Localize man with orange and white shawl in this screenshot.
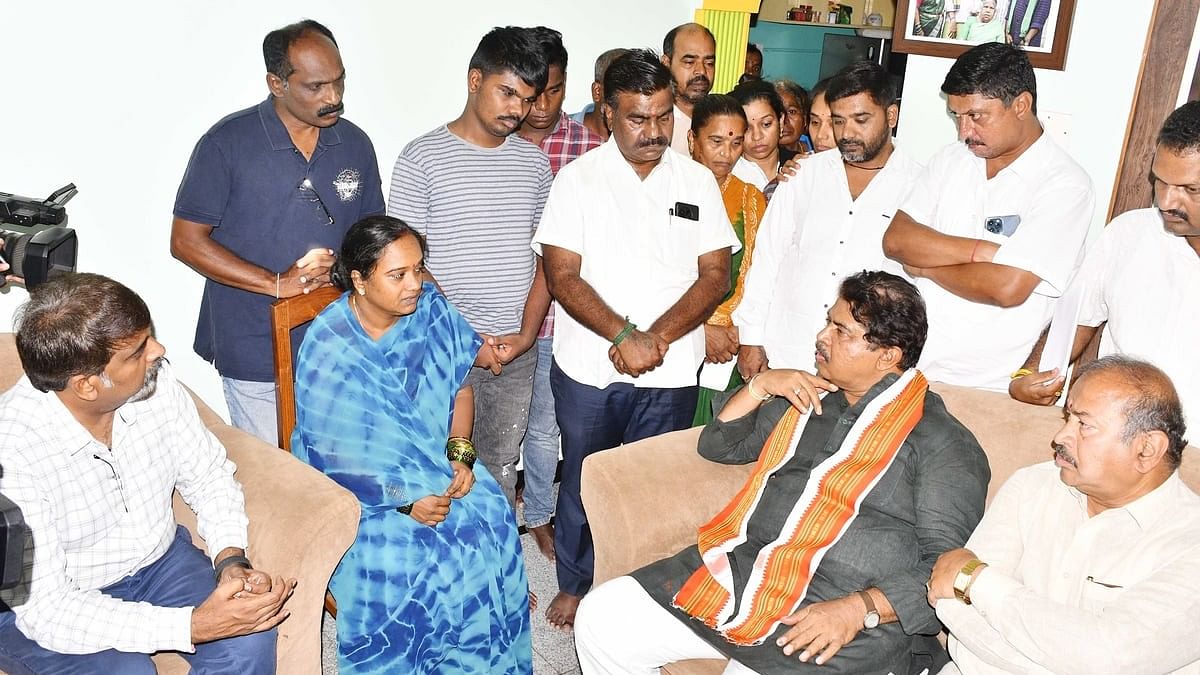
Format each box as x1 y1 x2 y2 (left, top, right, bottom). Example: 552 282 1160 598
576 271 990 675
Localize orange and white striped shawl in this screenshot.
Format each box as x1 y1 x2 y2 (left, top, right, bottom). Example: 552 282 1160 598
673 370 928 646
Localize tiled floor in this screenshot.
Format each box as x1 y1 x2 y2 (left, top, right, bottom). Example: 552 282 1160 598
320 531 581 674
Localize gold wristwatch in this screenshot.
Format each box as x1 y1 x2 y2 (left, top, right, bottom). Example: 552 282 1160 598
953 558 986 604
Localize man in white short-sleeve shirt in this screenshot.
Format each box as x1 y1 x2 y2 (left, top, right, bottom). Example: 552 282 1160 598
735 61 922 376
883 42 1094 392
532 49 739 629
1009 101 1200 425
928 356 1200 675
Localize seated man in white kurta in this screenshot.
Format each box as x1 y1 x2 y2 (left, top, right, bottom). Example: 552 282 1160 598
929 356 1200 675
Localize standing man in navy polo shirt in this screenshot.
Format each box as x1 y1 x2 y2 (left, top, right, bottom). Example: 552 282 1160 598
171 19 385 444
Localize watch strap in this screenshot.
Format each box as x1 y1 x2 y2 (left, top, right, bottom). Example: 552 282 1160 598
953 558 986 604
213 554 251 583
857 589 880 628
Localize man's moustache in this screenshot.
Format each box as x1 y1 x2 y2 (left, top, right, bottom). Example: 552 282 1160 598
1160 208 1190 224
637 137 668 148
687 76 711 88
1053 443 1077 467
317 103 345 117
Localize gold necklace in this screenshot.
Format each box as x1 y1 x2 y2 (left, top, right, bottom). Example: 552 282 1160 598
350 294 366 327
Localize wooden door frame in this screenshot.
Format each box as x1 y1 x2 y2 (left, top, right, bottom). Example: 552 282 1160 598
1108 0 1200 221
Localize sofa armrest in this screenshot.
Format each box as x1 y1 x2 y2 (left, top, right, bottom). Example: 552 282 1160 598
175 389 359 675
582 427 754 586
216 424 358 675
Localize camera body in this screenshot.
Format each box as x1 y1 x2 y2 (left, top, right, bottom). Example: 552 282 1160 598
0 184 79 289
0 493 25 590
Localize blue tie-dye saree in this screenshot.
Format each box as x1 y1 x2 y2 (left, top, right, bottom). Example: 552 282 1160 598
292 285 532 674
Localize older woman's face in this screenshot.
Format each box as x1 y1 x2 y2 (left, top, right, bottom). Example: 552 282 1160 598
742 99 781 162
980 1 997 21
358 234 425 318
777 89 804 148
690 113 746 180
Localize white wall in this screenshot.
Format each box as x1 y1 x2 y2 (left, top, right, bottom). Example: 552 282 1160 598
894 0 1160 235
0 1 699 418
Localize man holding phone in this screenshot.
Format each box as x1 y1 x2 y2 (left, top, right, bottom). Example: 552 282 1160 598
882 42 1093 392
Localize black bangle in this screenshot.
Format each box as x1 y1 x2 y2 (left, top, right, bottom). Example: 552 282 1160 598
397 503 413 515
213 554 252 583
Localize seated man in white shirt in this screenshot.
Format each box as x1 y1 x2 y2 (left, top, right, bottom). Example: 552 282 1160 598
882 42 1094 392
533 49 739 628
929 355 1200 675
1010 101 1200 425
0 273 294 674
736 60 922 376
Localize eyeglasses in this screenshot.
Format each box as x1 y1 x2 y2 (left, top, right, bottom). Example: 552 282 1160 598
297 177 334 226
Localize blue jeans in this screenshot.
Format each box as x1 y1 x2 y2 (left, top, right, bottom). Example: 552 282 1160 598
550 361 698 596
222 377 278 446
0 526 277 675
521 337 559 528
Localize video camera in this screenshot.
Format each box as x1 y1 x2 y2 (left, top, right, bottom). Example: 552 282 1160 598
0 494 24 590
0 184 79 289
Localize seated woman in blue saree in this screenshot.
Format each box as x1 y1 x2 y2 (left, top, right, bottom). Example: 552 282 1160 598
292 215 532 675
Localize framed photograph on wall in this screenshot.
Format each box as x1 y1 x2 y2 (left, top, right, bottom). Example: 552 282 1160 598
892 0 1077 70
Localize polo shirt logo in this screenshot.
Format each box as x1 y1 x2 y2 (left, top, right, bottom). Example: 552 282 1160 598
333 168 362 202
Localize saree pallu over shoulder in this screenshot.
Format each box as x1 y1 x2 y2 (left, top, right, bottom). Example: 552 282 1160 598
709 175 765 327
292 286 532 674
292 288 482 511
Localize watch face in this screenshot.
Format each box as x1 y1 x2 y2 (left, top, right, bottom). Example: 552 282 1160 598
864 612 880 629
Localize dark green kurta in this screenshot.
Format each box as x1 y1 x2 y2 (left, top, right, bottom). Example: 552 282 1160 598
632 373 990 674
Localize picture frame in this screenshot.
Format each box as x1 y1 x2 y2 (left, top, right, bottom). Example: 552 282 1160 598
891 0 1077 70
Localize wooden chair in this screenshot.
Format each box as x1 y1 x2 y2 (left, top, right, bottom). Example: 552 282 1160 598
269 285 343 617
270 286 342 451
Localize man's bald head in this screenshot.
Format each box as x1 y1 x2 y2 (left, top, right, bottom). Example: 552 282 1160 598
662 23 715 58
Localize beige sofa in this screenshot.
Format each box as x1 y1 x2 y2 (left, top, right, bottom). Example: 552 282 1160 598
0 334 360 675
582 382 1200 675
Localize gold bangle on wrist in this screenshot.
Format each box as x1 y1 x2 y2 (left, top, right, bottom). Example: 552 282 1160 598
1010 368 1034 380
746 374 774 402
446 436 477 468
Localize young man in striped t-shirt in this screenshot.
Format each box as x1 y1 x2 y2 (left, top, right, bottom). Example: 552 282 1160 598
388 26 552 509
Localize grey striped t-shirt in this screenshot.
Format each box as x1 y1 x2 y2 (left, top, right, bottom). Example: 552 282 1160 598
387 125 552 335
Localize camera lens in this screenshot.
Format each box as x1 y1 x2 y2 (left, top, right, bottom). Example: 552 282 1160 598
0 231 30 277
0 227 78 288
985 218 1001 234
